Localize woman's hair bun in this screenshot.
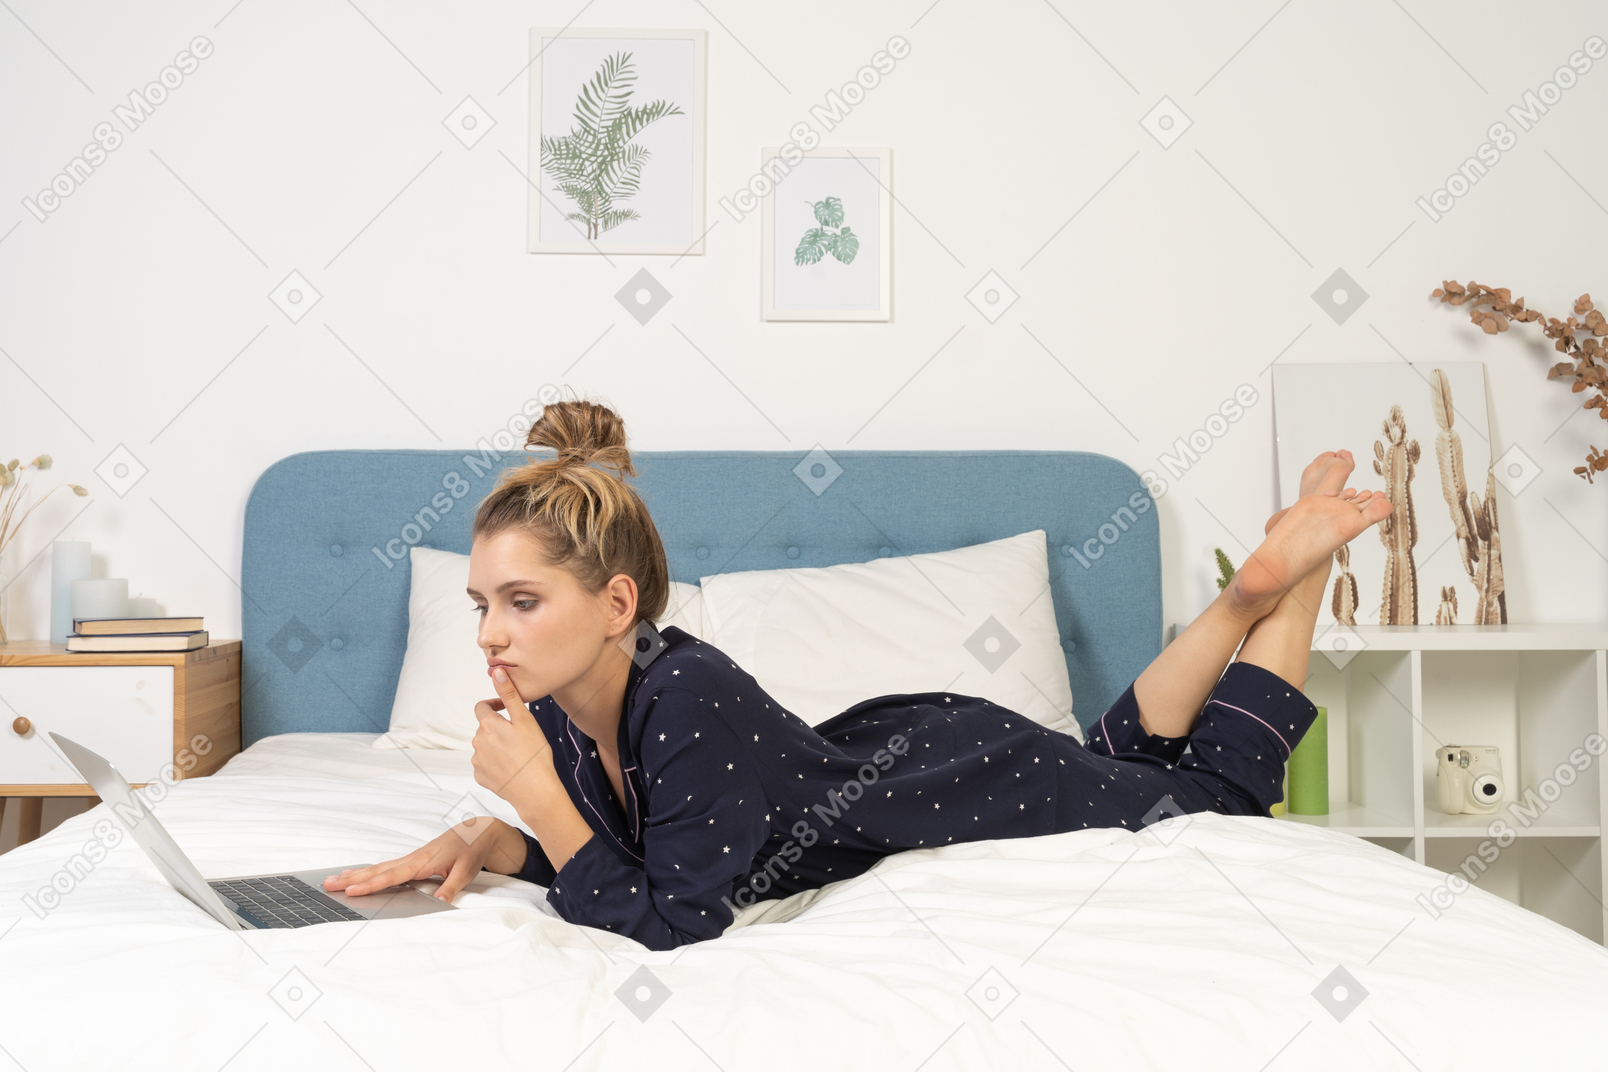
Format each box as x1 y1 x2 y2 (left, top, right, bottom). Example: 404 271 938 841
472 390 671 626
525 395 635 478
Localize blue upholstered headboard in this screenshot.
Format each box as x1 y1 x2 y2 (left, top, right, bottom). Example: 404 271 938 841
239 450 1162 746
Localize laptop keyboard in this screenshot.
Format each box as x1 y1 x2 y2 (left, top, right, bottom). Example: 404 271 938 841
209 875 367 929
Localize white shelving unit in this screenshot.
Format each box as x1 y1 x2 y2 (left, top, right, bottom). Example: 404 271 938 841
1301 625 1608 944
1173 624 1608 944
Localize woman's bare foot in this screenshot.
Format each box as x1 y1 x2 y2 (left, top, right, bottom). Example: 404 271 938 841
1130 450 1386 738
1231 453 1392 616
1263 450 1368 534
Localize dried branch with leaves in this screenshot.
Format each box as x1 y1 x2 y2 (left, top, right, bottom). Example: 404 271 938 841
1430 280 1608 483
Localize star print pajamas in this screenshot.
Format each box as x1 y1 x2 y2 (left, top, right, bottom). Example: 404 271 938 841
509 625 1320 950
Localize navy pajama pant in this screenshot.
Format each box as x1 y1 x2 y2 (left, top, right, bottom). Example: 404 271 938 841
1049 662 1320 832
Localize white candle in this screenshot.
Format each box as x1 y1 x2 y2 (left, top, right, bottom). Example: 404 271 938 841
50 541 91 644
71 578 130 624
129 596 160 618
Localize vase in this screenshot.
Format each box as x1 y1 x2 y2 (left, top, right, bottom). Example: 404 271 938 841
1288 706 1329 815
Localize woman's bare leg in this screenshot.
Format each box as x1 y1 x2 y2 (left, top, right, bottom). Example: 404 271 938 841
1133 588 1265 738
1132 450 1389 737
1234 554 1331 691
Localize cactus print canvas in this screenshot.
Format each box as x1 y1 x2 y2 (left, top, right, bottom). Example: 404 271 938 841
1272 362 1503 627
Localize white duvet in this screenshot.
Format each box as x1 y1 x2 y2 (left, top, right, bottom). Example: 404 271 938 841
2 732 1604 1070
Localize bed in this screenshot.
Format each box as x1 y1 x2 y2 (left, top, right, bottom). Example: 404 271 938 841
2 448 1604 1069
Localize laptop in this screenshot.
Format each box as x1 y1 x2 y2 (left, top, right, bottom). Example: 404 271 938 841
52 732 454 930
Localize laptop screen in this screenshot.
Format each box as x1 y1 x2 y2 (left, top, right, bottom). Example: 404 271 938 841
49 732 244 930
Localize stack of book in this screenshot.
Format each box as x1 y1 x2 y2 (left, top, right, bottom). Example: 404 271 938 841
67 616 208 653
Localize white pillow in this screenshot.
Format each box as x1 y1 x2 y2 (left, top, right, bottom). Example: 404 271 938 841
700 530 1082 742
657 579 705 638
376 546 705 749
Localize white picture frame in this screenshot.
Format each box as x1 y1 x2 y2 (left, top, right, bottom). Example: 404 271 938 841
526 28 706 255
761 147 892 322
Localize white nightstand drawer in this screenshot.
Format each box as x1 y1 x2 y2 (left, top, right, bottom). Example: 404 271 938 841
0 666 175 785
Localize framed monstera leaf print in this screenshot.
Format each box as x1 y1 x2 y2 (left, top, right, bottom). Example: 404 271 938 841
761 147 892 321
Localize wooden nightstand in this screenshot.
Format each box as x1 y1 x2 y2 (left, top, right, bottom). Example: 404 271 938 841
0 640 240 846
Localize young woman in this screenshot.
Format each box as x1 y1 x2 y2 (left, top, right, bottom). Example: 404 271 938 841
325 399 1391 950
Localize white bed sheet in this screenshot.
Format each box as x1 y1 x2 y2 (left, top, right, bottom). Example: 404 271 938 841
2 731 1604 1069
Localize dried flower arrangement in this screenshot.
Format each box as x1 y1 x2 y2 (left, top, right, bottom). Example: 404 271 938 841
0 455 88 643
1430 281 1608 483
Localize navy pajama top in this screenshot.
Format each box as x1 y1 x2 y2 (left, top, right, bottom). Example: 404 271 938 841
509 622 1318 951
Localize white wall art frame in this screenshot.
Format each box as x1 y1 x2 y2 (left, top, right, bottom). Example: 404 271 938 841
761 147 892 322
526 28 706 255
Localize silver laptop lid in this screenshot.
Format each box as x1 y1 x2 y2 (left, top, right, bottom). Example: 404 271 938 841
50 732 245 930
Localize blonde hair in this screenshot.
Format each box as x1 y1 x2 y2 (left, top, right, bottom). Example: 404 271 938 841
473 396 669 626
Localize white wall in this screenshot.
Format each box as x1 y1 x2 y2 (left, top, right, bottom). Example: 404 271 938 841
2 0 1605 662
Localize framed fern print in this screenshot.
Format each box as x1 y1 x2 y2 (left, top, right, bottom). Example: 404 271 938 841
527 28 706 254
761 147 892 322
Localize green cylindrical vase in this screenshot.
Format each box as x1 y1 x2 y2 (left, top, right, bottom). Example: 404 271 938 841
1287 706 1328 816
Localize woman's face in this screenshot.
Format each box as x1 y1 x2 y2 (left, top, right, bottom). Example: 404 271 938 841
468 527 637 705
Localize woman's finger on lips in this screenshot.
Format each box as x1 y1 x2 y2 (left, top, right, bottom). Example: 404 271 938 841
491 667 529 713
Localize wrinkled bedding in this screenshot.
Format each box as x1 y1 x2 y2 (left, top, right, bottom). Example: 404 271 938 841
1 731 1603 1069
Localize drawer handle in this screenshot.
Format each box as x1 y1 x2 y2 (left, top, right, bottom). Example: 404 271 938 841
12 716 31 736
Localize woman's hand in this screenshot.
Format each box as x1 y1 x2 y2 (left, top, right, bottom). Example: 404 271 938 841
472 667 559 806
322 816 529 902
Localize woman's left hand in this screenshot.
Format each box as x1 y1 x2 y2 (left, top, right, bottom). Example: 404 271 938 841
472 667 558 803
